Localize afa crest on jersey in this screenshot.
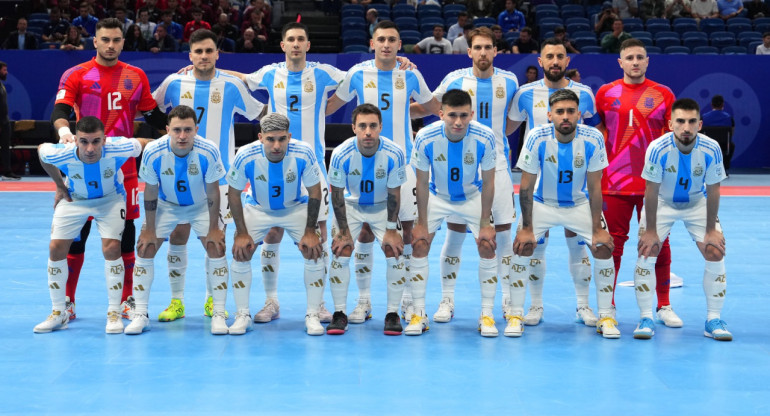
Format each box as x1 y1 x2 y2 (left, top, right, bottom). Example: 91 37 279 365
395 77 405 90
304 80 314 93
375 167 386 179
574 155 585 168
188 164 199 175
693 165 704 177
104 167 115 178
211 90 222 104
286 171 296 183
495 85 505 99
464 152 475 165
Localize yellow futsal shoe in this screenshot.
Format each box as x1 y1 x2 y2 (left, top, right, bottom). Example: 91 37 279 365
158 298 185 322
203 296 228 318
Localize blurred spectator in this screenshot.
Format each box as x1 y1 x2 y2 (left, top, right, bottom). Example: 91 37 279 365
689 0 720 21
243 0 271 30
0 61 17 180
613 0 639 17
565 68 581 82
43 7 71 43
157 10 183 40
164 0 187 24
114 7 135 33
149 23 178 52
498 0 525 33
524 65 538 84
240 10 268 42
137 0 162 22
137 8 158 41
554 26 579 53
640 0 666 18
186 0 217 24
702 94 735 171
58 0 80 21
236 27 263 52
2 18 39 50
216 0 241 25
756 32 770 54
665 0 692 18
413 25 453 54
124 23 149 50
490 24 509 52
595 2 619 33
511 26 538 53
72 1 100 37
110 0 135 20
366 8 379 37
83 0 107 19
60 25 85 50
184 7 212 42
601 18 631 53
453 23 475 53
745 0 770 17
717 0 744 20
448 12 469 42
467 0 495 18
213 13 239 40
213 26 235 52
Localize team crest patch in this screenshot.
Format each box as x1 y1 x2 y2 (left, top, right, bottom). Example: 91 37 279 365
286 171 296 183
104 167 114 178
304 80 314 93
124 78 133 90
644 97 654 109
716 166 722 176
375 167 386 179
495 85 505 99
574 155 585 168
395 77 405 90
693 165 704 177
188 164 199 175
464 152 475 165
211 90 222 104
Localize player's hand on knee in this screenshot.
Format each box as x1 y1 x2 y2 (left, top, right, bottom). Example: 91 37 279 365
592 229 615 254
136 230 158 257
637 230 660 258
382 230 404 259
513 229 536 256
702 230 726 260
205 228 226 257
331 231 354 257
476 225 497 252
232 232 255 262
299 232 323 261
53 186 72 208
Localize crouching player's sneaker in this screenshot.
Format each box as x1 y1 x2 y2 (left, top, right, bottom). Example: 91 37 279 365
253 299 279 323
704 318 733 341
204 296 230 319
326 311 348 335
120 296 136 320
305 313 324 336
433 297 454 323
33 310 70 333
211 311 229 335
158 298 185 322
106 311 124 334
575 306 598 326
596 316 621 339
633 317 655 340
478 314 498 337
125 314 151 335
65 296 76 321
348 298 372 324
229 311 253 335
318 301 333 323
404 314 429 336
384 312 403 335
504 315 524 337
523 306 543 326
656 305 683 328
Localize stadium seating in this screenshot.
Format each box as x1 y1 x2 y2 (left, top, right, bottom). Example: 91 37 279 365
580 45 602 53
664 45 690 54
700 18 725 34
683 36 709 49
747 40 763 54
399 30 421 45
394 16 419 31
673 19 698 35
646 46 662 54
622 18 644 32
655 37 681 49
721 45 747 54
443 4 467 15
693 45 719 54
473 17 496 27
646 23 671 35
574 36 598 50
710 31 736 49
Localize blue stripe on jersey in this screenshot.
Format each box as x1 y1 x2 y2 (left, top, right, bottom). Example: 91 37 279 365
473 140 485 191
286 69 303 143
175 155 194 206
199 153 210 183
447 140 464 201
476 78 493 126
535 141 546 201
378 70 394 149
673 153 691 203
84 162 103 199
295 158 308 204
359 155 375 205
262 70 277 112
557 142 574 206
268 161 284 210
153 156 166 201
245 160 257 203
700 138 722 163
166 80 181 108
193 81 210 135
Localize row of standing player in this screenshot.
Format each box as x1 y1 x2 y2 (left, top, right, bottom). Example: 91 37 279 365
32 17 730 340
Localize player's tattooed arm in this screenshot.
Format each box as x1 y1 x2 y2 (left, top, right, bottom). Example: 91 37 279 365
306 197 321 229
387 187 400 223
144 199 158 211
331 186 348 233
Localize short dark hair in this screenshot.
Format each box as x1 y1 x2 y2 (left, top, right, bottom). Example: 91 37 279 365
764 31 770 38
619 38 646 53
549 89 579 107
457 11 468 18
671 98 700 115
352 103 382 125
189 29 217 46
76 116 105 134
526 65 538 73
565 68 578 79
520 26 533 35
469 27 494 47
95 17 123 33
553 26 566 34
168 105 197 123
541 37 566 49
711 94 725 108
441 89 473 108
374 20 399 36
433 24 444 30
282 22 308 40
0 61 6 70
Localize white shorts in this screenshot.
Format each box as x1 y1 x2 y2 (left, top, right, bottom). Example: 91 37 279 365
150 199 211 240
218 184 232 227
399 166 417 222
51 194 125 240
319 174 330 222
491 168 516 226
640 197 723 243
331 201 402 245
523 201 608 245
244 203 309 244
427 192 484 238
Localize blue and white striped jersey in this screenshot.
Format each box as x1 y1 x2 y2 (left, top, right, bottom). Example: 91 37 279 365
228 139 321 209
433 67 519 171
517 124 608 208
139 135 226 206
508 79 600 135
335 60 434 162
39 137 141 200
245 62 345 171
413 119 496 202
642 133 726 207
153 70 263 185
328 136 407 205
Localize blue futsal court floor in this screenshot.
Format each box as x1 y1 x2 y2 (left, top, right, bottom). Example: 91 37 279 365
2 174 769 415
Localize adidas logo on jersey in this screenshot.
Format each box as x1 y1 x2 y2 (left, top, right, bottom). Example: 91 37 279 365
181 91 193 99
162 168 174 175
90 82 101 90
611 98 622 108
666 166 677 173
364 80 377 89
255 174 267 181
71 173 83 179
350 169 361 175
274 81 285 89
534 100 546 108
434 154 447 162
545 155 557 163
467 88 474 97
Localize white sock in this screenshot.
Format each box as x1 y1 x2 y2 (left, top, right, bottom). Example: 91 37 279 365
167 244 186 302
401 244 413 302
509 255 530 317
261 243 280 300
105 258 125 312
230 260 252 314
593 258 616 316
354 240 373 300
566 236 591 307
132 257 154 315
439 229 465 301
47 259 68 311
208 256 229 314
204 255 211 299
479 256 497 315
329 256 351 313
703 260 727 320
409 256 429 315
496 229 512 304
304 257 325 314
529 237 548 307
386 257 406 313
633 256 657 319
